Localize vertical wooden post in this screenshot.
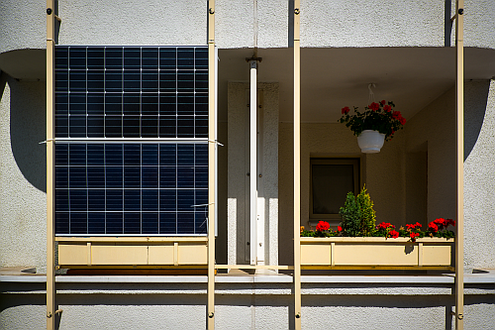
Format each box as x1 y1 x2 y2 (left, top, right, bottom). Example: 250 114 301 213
207 1 216 329
455 0 465 329
45 1 56 329
293 1 302 330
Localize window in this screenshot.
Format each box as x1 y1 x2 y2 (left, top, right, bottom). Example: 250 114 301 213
310 158 360 224
54 46 209 236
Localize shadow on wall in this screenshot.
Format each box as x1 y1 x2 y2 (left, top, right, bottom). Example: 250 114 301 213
3 75 46 192
464 80 490 161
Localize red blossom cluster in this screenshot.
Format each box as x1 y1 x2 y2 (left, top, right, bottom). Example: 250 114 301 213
389 230 399 239
316 221 330 232
341 106 351 115
428 218 455 233
410 232 420 240
392 110 406 125
377 222 395 230
406 222 422 230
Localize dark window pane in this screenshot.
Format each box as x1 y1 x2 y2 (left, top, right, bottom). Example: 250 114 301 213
312 164 355 214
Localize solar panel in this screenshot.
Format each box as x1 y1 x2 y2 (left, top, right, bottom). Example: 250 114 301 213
54 46 209 236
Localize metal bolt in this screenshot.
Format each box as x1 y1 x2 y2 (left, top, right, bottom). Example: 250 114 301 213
294 8 300 15
208 312 214 318
209 8 215 15
458 8 464 15
295 312 301 318
46 8 52 15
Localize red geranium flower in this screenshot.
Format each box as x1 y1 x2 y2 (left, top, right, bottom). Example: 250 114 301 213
316 221 330 232
369 102 380 111
383 104 392 112
389 230 399 239
428 222 439 232
341 106 350 115
337 226 342 232
380 100 386 105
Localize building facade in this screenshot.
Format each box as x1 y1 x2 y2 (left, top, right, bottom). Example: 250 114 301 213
1 1 495 329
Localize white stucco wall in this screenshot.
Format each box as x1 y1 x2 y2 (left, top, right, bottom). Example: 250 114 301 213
464 79 495 270
0 76 47 271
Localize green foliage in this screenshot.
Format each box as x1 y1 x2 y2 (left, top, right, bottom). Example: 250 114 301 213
339 186 376 237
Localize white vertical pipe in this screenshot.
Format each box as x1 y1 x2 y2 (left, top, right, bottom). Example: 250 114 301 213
249 60 258 265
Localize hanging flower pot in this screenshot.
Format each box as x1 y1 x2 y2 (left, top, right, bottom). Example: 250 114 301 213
338 99 406 154
357 130 385 153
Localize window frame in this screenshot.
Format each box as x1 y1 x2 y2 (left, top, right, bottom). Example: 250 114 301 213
309 157 362 225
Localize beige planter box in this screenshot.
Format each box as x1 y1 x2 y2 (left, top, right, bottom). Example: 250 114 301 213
300 237 454 270
56 237 207 267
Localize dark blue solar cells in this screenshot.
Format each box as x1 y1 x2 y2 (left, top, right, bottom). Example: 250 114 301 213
55 45 209 235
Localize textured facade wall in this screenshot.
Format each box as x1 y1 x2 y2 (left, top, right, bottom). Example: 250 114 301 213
0 76 46 271
464 79 495 269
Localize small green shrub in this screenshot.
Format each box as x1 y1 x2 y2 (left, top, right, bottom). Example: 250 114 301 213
339 186 376 237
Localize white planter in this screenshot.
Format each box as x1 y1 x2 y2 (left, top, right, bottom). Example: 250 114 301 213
357 130 385 153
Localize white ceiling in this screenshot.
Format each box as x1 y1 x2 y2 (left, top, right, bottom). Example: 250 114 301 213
218 47 495 123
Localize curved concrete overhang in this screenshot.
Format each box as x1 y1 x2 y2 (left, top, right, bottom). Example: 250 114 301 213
0 49 45 81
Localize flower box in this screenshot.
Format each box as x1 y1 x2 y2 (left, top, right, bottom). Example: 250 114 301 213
300 237 453 270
